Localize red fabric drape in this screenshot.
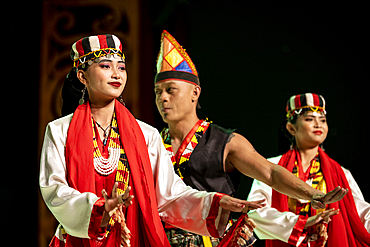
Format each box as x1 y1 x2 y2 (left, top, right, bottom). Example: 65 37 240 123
267 148 370 247
65 100 170 247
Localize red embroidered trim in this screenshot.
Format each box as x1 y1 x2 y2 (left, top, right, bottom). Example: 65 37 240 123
206 193 225 238
288 215 308 245
49 236 65 247
161 119 210 179
88 197 106 239
174 119 204 164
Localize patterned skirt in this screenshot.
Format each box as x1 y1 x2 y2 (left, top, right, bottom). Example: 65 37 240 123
165 228 220 247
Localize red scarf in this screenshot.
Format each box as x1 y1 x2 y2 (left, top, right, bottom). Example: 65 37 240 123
65 100 170 247
267 148 370 247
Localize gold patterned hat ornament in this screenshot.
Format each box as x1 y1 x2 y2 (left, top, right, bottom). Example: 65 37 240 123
70 34 125 68
155 30 199 86
286 93 326 118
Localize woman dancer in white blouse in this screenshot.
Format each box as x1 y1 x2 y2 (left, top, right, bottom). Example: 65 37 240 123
248 93 370 247
39 34 266 247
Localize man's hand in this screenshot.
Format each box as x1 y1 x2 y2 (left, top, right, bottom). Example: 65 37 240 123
305 208 340 229
311 186 348 209
219 195 266 213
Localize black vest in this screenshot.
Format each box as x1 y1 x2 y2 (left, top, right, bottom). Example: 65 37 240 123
182 124 240 196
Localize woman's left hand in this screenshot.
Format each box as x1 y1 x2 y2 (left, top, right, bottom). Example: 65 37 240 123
219 195 266 213
304 208 340 229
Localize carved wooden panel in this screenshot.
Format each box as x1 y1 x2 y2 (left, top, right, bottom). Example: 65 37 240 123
38 0 141 245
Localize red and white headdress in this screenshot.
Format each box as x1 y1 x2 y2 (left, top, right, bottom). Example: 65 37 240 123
286 93 326 118
70 34 125 68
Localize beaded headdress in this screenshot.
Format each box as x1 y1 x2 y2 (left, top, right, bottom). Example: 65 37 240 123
155 30 199 86
286 93 326 118
70 34 125 68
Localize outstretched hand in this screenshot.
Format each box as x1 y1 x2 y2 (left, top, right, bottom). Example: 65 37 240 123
219 195 266 213
311 186 348 209
305 208 340 229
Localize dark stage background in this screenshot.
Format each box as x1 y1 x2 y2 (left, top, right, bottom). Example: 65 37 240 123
2 1 366 246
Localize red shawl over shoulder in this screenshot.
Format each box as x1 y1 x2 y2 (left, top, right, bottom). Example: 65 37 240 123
65 100 170 247
267 148 370 247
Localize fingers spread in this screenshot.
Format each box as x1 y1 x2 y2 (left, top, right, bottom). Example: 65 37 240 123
123 186 132 199
125 195 134 207
117 186 133 207
322 208 340 223
102 189 108 200
112 182 119 198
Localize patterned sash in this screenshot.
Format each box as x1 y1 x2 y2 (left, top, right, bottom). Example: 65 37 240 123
160 120 257 247
161 119 214 246
65 100 170 247
288 153 327 215
161 119 210 179
91 113 130 239
288 153 328 246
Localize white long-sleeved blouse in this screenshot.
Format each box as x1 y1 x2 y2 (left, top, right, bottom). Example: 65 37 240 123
39 114 229 243
247 155 370 246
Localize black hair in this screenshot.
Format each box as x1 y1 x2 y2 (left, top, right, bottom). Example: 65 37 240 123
61 63 125 117
277 114 300 155
276 109 325 155
61 66 89 117
277 118 293 155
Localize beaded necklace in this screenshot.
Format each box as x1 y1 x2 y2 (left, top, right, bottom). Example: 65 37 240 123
288 152 327 244
92 113 121 176
288 153 327 215
94 120 112 146
106 146 131 239
92 112 131 240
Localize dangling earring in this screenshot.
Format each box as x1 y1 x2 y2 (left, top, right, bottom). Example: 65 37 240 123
320 142 325 151
79 86 86 105
118 95 125 106
290 136 295 150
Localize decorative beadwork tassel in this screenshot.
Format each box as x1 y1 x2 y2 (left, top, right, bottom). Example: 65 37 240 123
217 214 257 247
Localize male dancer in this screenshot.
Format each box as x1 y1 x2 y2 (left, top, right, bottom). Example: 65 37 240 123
154 30 347 246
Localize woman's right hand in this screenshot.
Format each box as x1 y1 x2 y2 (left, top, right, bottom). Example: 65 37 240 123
304 208 340 229
100 183 134 227
102 182 134 212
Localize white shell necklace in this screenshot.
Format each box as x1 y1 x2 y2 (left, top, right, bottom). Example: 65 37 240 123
92 113 120 176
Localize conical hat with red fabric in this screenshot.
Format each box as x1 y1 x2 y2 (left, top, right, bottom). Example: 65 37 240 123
155 30 199 86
